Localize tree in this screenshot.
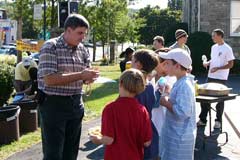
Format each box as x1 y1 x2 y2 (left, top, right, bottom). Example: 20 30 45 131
50 0 58 28
4 0 145 61
136 6 182 45
13 0 27 39
80 0 143 62
79 0 102 61
187 31 214 74
6 0 42 39
115 13 145 47
5 0 58 40
168 0 183 10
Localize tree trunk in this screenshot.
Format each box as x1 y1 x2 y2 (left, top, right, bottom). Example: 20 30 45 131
92 31 96 62
17 16 22 63
51 0 55 28
109 40 115 64
102 41 105 59
17 17 22 40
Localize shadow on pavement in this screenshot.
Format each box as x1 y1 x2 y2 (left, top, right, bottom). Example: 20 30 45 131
79 140 104 160
194 126 230 160
80 141 100 152
86 146 104 160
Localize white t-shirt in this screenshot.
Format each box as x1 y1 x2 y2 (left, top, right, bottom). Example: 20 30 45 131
152 76 177 136
208 43 235 80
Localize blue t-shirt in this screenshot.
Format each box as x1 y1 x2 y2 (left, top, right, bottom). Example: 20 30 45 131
160 76 196 160
136 83 159 159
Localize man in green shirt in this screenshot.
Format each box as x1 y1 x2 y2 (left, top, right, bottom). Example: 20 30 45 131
169 29 191 55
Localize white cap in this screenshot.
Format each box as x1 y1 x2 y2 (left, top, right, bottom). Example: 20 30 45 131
22 57 31 66
159 48 192 69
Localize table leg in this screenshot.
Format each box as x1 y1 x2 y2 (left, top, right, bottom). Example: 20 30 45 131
209 105 212 136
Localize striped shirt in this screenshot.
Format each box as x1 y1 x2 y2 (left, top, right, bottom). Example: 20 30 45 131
160 76 196 160
38 35 90 96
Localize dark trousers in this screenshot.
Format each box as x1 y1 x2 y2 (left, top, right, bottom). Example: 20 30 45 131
39 94 84 160
199 78 227 123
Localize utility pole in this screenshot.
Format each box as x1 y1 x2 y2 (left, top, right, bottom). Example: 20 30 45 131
43 0 46 40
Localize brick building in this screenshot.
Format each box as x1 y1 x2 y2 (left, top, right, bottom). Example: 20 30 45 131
183 0 240 57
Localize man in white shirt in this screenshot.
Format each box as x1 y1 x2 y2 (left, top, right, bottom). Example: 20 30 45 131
197 29 235 129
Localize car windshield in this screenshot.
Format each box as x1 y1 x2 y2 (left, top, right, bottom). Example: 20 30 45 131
1 45 15 49
0 45 17 56
0 48 8 54
30 53 39 59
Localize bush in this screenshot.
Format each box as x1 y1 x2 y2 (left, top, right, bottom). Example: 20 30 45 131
0 55 17 66
0 56 15 107
187 31 214 74
134 45 152 50
230 59 240 74
100 56 109 66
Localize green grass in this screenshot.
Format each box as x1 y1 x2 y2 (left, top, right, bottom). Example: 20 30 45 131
83 64 120 119
0 64 121 159
0 129 41 160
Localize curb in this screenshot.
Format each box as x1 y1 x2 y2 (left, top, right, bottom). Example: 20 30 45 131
224 112 240 139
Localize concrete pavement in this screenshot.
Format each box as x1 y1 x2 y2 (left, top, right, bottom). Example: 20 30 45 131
194 75 240 159
6 75 240 160
6 99 240 160
194 98 240 160
6 118 103 160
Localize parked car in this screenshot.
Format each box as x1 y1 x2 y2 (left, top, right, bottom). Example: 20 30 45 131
29 52 39 64
0 45 17 56
0 48 8 54
8 43 16 47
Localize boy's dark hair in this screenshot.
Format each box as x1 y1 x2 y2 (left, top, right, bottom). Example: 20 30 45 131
120 69 146 95
171 59 188 71
213 29 224 38
156 48 170 63
133 49 159 74
28 67 38 95
158 57 166 63
64 14 89 30
119 47 135 58
153 36 165 46
155 48 170 54
29 67 38 80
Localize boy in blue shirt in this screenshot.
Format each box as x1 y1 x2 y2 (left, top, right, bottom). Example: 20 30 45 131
159 49 196 160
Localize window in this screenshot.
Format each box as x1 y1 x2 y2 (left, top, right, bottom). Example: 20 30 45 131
230 1 240 36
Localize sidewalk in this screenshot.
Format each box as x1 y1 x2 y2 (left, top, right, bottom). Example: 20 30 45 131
6 118 103 160
224 95 240 155
225 96 240 139
194 96 240 160
6 97 240 160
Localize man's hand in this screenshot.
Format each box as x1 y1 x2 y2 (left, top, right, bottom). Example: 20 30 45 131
203 61 209 68
160 96 173 112
160 96 169 107
158 84 170 95
90 135 102 145
44 69 100 86
90 135 113 145
210 60 234 73
81 69 100 83
210 67 218 73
